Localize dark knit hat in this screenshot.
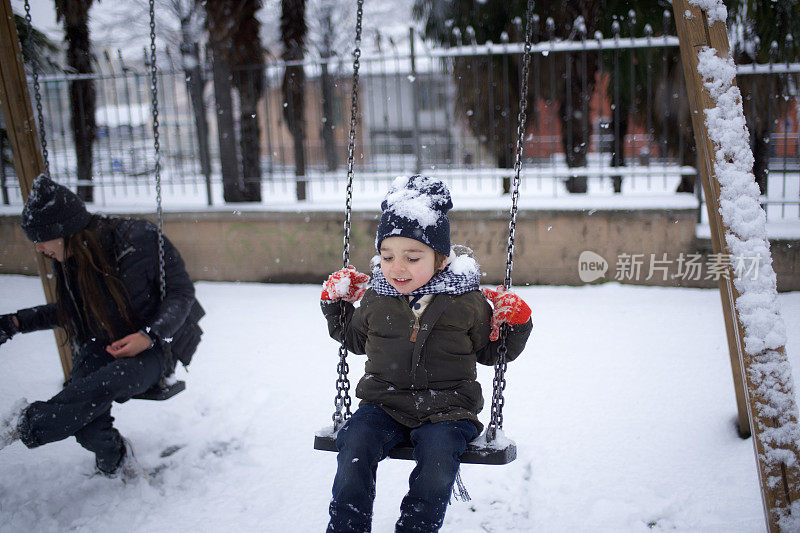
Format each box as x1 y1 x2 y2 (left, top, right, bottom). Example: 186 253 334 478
20 174 92 242
375 175 453 255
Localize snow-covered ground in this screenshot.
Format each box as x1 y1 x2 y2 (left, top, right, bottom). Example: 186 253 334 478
1 274 799 532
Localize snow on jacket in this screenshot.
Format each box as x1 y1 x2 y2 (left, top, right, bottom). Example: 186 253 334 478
14 215 204 375
322 288 531 432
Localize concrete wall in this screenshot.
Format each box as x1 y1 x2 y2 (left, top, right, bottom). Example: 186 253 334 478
1 209 798 290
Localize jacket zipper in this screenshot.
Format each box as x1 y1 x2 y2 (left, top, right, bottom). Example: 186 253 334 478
410 316 420 342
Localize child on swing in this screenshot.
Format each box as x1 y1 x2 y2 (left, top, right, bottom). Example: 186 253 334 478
0 175 203 478
320 175 533 532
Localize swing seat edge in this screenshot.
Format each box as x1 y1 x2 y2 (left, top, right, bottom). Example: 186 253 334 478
313 430 517 465
132 380 186 401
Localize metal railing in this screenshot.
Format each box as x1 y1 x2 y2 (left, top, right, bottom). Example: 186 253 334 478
0 25 797 222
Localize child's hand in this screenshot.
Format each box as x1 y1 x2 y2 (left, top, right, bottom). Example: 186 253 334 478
481 286 532 341
321 266 370 303
106 332 152 358
0 314 18 346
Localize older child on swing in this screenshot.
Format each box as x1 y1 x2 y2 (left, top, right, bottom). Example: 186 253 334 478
0 175 203 478
320 175 533 532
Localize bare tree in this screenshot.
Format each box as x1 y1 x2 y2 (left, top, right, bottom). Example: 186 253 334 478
204 0 265 203
94 0 213 198
256 0 408 182
307 0 352 172
93 0 195 51
55 0 97 202
232 2 266 202
174 0 213 200
282 0 307 200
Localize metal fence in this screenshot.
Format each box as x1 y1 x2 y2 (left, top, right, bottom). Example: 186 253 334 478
1 25 798 222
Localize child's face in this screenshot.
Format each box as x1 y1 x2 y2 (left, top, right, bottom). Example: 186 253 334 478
34 238 66 262
379 236 445 294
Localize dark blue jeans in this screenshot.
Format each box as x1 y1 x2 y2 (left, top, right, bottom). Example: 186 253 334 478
18 341 162 472
327 403 479 533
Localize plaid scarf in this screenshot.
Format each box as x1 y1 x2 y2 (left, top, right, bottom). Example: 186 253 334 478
371 261 480 297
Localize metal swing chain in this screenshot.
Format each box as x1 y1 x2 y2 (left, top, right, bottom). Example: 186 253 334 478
487 0 534 442
333 0 364 429
148 0 166 303
23 0 50 176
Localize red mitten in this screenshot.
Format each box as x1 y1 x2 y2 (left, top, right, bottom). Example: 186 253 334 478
481 286 532 341
321 266 370 303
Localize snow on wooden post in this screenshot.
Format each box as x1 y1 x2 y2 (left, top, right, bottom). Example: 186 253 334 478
672 0 750 440
0 0 72 379
673 0 800 530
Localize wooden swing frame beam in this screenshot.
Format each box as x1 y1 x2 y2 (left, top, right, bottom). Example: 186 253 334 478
673 1 800 530
0 0 72 379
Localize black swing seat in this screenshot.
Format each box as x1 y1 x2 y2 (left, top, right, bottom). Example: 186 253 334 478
132 379 185 401
314 427 517 465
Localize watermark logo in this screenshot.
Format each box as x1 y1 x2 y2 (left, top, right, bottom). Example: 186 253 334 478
578 251 608 283
577 251 763 283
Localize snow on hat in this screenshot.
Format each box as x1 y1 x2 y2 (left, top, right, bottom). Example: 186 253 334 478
375 175 453 255
20 174 92 242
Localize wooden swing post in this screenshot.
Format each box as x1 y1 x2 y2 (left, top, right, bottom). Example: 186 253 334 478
673 1 800 530
0 0 72 378
675 1 751 441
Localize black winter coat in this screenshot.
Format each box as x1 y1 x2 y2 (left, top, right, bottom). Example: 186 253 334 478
14 216 204 375
323 288 531 432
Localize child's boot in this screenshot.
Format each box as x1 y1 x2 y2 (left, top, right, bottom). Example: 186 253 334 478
96 437 148 482
119 438 149 482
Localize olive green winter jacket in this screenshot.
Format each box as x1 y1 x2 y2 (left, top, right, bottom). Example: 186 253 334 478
322 288 532 432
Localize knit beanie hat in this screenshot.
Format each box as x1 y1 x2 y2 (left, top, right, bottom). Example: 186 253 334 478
375 175 453 255
20 174 92 242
